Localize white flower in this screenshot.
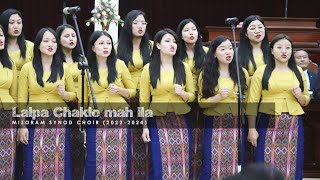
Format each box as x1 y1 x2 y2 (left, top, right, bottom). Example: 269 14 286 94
101 11 107 16
90 17 95 21
86 22 90 26
91 9 96 14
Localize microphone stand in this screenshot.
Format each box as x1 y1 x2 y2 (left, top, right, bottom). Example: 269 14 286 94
227 19 245 171
70 13 98 148
63 0 67 24
285 0 288 18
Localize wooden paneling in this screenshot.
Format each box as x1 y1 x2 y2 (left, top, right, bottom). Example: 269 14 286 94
205 26 320 43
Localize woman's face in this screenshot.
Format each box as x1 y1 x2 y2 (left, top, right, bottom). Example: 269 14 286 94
92 35 112 59
246 20 265 44
0 28 5 50
60 28 77 50
181 22 198 44
131 15 147 37
8 14 23 37
39 31 57 56
215 40 234 65
157 33 177 57
271 39 292 64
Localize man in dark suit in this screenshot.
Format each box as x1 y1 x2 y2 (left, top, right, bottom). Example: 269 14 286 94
313 67 320 101
294 50 317 91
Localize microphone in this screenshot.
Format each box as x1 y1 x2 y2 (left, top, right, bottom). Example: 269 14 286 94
63 6 81 14
225 17 238 25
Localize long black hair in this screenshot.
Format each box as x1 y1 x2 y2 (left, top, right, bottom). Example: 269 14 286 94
33 28 63 87
238 15 270 70
201 35 247 98
117 10 151 66
176 18 205 71
56 24 81 62
87 31 117 84
0 9 27 59
0 24 12 69
262 34 304 91
149 28 186 89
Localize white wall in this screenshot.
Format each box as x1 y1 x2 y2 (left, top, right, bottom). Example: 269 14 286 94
94 0 119 43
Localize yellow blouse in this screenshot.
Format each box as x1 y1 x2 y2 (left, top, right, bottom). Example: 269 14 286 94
247 53 265 76
139 63 195 116
198 68 250 116
246 65 310 116
0 63 18 110
18 62 76 110
8 40 34 73
64 62 80 90
183 46 209 89
127 50 144 89
118 41 153 89
78 59 136 111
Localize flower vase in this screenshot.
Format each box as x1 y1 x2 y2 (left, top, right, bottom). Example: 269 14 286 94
103 20 109 32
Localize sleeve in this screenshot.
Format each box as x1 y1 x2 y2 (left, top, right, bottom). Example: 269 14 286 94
18 64 29 112
184 64 195 102
197 72 213 108
77 70 89 108
245 68 263 116
26 40 34 62
243 68 250 103
9 64 18 103
300 68 311 106
64 66 77 102
119 61 136 98
139 64 151 110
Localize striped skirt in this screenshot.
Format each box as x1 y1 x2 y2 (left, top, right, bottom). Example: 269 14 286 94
200 113 239 180
255 113 304 180
22 117 71 180
148 113 192 180
0 109 16 180
189 95 205 180
84 117 131 180
127 90 149 179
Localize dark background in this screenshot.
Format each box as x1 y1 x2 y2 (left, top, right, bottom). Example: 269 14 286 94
1 0 319 45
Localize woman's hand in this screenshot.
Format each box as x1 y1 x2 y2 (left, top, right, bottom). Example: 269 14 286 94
141 128 151 143
248 128 259 147
292 87 302 98
18 127 29 145
219 87 229 99
109 83 119 94
57 84 70 100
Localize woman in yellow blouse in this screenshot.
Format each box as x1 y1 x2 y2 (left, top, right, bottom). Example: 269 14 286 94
0 24 18 180
238 15 270 77
198 36 249 179
247 34 310 180
56 23 83 179
56 24 81 90
176 18 208 178
18 28 76 179
80 31 136 179
0 9 34 74
117 10 152 178
140 29 195 179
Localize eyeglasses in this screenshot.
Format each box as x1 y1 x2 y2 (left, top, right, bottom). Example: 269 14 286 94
247 26 265 32
132 21 148 26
